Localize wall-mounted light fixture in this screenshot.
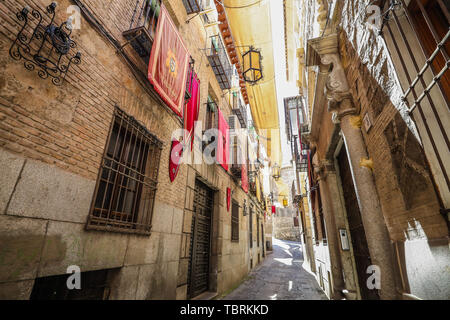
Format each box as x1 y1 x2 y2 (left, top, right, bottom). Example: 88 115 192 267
9 2 82 86
272 163 280 181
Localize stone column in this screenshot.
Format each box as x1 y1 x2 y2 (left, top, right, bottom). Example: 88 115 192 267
321 53 399 299
315 160 345 299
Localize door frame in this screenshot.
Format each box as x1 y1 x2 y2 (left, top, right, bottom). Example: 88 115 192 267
188 178 215 299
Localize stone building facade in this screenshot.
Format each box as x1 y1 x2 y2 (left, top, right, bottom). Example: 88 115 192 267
292 0 449 300
0 0 267 299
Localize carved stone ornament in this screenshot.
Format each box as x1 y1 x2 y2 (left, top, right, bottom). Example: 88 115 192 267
320 53 359 119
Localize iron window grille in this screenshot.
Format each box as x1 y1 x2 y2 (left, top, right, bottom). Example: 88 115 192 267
231 201 239 241
206 35 233 90
232 93 248 128
379 0 449 208
182 0 204 14
203 96 218 156
123 0 161 64
87 106 163 235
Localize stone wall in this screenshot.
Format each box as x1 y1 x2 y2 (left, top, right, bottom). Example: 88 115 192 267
339 1 449 300
273 207 301 242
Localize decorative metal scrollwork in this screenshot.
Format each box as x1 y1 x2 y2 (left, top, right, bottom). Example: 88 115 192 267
9 2 81 86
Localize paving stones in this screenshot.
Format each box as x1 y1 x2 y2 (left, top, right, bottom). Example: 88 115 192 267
222 238 328 300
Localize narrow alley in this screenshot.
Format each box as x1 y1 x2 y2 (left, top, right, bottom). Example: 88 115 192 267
223 238 327 300
0 0 448 303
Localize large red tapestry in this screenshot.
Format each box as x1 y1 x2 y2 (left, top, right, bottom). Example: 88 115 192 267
217 109 229 171
184 68 200 151
148 4 189 117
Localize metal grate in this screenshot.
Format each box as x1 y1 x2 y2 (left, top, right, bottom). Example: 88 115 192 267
231 201 239 241
122 0 161 64
206 35 233 90
87 106 162 235
379 0 450 201
182 0 204 14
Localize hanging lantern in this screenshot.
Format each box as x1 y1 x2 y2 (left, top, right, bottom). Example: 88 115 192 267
242 46 263 84
272 163 280 181
283 196 288 208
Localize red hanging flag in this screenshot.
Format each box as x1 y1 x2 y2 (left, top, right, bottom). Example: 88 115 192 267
272 205 276 214
169 140 183 183
148 4 190 117
227 188 231 212
241 162 248 193
217 109 229 171
184 68 200 151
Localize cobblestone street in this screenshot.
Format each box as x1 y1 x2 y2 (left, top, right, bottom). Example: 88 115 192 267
222 238 328 300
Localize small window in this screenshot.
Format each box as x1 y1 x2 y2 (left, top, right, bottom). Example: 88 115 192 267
87 107 163 235
231 201 239 241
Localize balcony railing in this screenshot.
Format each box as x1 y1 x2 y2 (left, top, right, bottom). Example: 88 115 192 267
230 143 242 178
123 0 161 64
206 35 233 90
182 0 204 14
232 95 248 128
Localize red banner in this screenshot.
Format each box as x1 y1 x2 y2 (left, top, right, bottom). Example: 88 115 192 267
148 4 189 117
184 68 200 151
241 162 248 193
217 109 229 171
227 188 231 212
169 140 183 183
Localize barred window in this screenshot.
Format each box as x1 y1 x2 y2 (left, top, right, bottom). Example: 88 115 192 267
205 95 217 130
231 201 239 241
87 107 163 235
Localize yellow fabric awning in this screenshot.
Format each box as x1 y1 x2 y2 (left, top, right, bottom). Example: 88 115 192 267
223 0 281 165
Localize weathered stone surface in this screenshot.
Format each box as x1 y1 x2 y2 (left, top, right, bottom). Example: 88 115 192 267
6 159 95 223
0 215 47 282
176 284 188 300
162 233 182 263
38 221 85 277
0 279 34 300
223 239 328 300
124 232 161 266
108 266 139 300
81 230 128 271
172 207 183 234
151 201 174 234
0 150 24 214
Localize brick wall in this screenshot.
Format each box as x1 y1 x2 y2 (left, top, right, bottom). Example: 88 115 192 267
0 0 264 300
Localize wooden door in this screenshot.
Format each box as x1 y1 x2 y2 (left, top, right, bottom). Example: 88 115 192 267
188 180 213 298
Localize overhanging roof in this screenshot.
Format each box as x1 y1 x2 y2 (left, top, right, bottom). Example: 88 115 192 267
221 0 281 165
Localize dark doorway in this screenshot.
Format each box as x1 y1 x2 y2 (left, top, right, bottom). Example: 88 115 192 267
188 179 213 299
337 147 380 300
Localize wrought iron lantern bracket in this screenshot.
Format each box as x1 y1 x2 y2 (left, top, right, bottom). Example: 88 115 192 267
9 2 81 86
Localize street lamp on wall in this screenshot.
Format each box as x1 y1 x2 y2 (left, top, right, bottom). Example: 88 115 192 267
242 46 263 84
283 196 288 208
272 163 280 181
